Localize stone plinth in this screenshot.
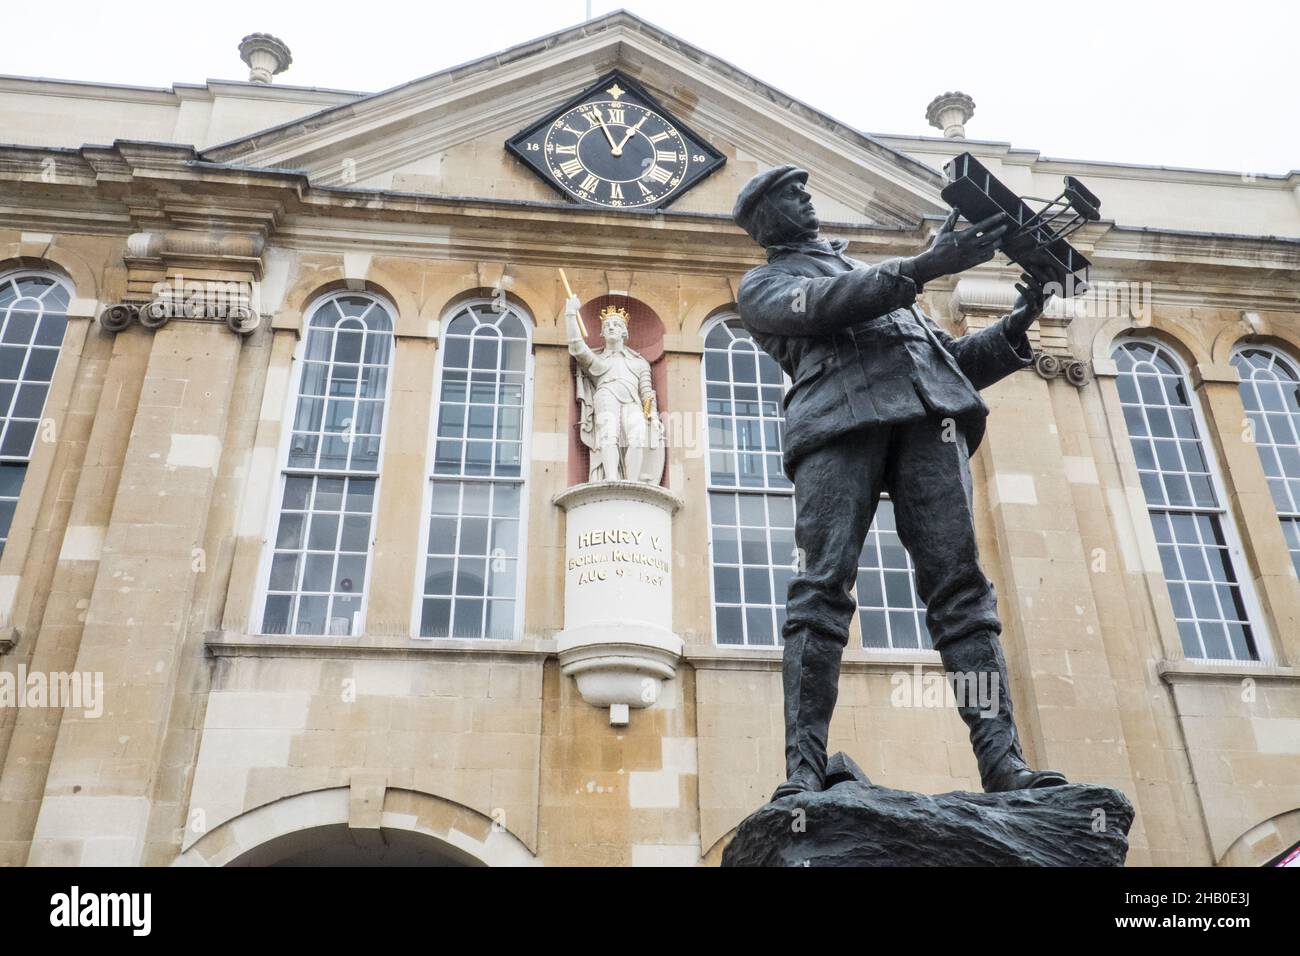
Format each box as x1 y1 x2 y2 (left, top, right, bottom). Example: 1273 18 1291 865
553 480 683 723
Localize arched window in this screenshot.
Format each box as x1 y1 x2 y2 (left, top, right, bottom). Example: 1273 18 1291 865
419 300 532 639
1113 339 1263 661
702 316 929 649
0 272 70 557
1232 346 1300 577
259 293 394 636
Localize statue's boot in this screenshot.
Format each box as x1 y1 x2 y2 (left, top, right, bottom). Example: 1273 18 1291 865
770 630 842 802
939 631 1069 793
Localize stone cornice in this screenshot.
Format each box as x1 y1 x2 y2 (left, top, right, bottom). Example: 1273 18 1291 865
0 142 304 238
1157 658 1299 684
874 135 1300 188
1 142 1298 301
273 208 919 275
1095 224 1300 266
205 631 556 662
687 648 944 673
0 73 360 108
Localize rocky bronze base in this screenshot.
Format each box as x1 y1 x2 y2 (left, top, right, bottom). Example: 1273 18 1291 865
723 753 1134 867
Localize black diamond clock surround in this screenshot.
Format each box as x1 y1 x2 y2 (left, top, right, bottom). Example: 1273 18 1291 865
506 71 725 211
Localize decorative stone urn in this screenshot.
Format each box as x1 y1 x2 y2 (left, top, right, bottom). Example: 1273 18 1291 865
553 480 683 724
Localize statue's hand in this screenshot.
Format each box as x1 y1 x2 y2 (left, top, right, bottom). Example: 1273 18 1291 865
564 294 585 344
1005 272 1054 339
909 210 1010 286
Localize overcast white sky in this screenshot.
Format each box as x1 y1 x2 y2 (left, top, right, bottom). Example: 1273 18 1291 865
6 0 1296 175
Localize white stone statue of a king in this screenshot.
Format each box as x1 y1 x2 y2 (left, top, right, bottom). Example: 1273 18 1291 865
565 294 665 484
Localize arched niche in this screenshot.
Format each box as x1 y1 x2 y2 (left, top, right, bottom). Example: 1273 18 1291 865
566 294 668 487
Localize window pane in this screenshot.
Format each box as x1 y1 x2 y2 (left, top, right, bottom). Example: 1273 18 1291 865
856 498 932 650
452 599 485 638
264 474 382 637
708 490 790 647
261 296 393 636
0 462 24 498
419 304 532 639
421 598 453 637
0 276 68 477
262 595 293 636
486 600 515 639
703 317 788 493
702 318 930 650
1115 340 1258 661
1234 347 1300 579
422 478 525 639
715 605 744 645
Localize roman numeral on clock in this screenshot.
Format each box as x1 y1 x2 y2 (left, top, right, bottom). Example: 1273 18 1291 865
507 73 725 210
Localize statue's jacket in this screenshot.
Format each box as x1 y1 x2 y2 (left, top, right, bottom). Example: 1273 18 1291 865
736 238 1033 472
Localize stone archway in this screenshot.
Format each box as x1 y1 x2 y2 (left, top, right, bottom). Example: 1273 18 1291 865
175 786 537 867
227 823 486 867
1219 807 1300 867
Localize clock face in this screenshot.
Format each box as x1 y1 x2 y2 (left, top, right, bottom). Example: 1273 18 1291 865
507 72 725 211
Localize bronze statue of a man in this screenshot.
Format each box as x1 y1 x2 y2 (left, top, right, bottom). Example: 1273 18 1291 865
732 165 1068 799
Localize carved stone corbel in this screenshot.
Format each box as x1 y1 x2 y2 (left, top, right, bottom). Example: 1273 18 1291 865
98 300 260 336
98 303 138 333
1033 350 1090 387
100 228 266 336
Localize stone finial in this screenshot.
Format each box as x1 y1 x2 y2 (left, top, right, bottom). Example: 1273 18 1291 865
238 33 292 84
925 91 976 139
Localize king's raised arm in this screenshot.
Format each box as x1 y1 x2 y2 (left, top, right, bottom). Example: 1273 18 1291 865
565 294 596 367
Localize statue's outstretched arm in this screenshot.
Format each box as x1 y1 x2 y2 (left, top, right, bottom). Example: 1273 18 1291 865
564 294 596 367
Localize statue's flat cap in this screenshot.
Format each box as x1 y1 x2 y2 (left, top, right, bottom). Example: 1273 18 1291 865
732 165 808 236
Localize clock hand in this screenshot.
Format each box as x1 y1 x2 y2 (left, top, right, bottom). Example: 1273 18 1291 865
612 116 647 157
593 109 620 152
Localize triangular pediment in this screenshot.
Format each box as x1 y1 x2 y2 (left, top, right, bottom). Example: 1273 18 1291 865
202 12 946 227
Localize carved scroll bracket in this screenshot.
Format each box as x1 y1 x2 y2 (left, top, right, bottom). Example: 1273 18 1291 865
1033 350 1090 387
99 228 266 336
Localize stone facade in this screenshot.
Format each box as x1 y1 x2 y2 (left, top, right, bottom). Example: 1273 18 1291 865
0 12 1297 867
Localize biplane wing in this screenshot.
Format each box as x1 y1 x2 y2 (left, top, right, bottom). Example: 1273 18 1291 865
940 152 1101 298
